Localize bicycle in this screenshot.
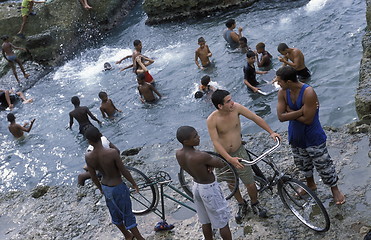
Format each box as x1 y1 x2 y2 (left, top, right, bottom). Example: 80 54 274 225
178 137 330 232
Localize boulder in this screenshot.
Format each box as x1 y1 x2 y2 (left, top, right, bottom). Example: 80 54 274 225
143 0 258 25
0 0 138 77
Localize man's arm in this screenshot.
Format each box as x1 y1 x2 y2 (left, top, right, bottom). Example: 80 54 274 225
137 87 145 103
116 55 132 64
277 89 303 122
206 45 212 57
195 50 202 69
295 87 318 125
115 153 139 192
85 155 102 193
99 106 107 118
244 79 259 92
230 27 243 43
86 108 101 124
23 119 35 133
110 99 121 112
150 85 162 98
136 56 148 72
203 153 225 169
237 103 280 141
68 112 74 129
257 54 269 68
206 114 245 169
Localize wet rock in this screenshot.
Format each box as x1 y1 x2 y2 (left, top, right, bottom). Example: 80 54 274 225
121 147 142 156
31 185 50 198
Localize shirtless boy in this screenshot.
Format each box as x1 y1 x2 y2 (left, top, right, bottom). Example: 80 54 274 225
277 43 311 81
137 73 161 103
276 66 345 205
84 127 145 240
1 35 30 83
98 91 122 119
7 113 35 138
239 37 249 53
207 89 281 222
255 42 273 70
116 40 154 73
0 89 33 110
176 126 232 240
195 37 212 70
135 55 155 85
223 19 243 49
68 96 101 135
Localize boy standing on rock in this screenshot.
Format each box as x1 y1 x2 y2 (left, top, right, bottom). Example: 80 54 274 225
84 127 145 240
176 126 232 240
17 0 46 38
1 35 30 84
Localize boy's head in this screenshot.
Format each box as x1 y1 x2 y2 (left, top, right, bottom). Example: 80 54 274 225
7 113 15 122
133 40 142 51
103 62 112 71
225 19 236 28
256 42 265 53
211 89 230 109
277 43 289 55
176 126 199 146
239 37 247 48
276 66 298 88
194 91 204 99
137 73 145 84
198 37 206 48
71 96 80 106
85 126 102 144
246 50 255 64
98 91 108 101
1 35 9 41
201 75 211 86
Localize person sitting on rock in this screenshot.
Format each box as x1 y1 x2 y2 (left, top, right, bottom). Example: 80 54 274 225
1 35 30 84
17 0 47 38
0 88 33 110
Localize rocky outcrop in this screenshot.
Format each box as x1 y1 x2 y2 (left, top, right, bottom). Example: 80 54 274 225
143 0 258 25
356 0 371 124
0 0 137 76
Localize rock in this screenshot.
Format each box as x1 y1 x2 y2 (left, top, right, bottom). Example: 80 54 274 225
31 185 50 198
143 0 258 25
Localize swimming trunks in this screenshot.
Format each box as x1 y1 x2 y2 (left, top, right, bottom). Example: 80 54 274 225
144 71 154 83
79 123 94 135
102 182 137 229
223 29 239 49
6 55 17 62
296 67 311 80
21 0 32 17
192 181 231 229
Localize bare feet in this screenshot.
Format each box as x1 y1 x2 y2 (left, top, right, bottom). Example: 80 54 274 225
84 4 92 10
23 98 33 104
24 73 30 79
331 186 345 205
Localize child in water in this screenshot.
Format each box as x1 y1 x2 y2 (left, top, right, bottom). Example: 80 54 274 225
98 91 121 119
195 75 216 99
137 73 162 103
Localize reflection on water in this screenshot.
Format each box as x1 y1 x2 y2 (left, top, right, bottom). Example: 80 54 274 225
0 0 366 192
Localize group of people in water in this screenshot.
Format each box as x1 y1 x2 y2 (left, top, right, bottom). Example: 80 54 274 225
1 14 346 239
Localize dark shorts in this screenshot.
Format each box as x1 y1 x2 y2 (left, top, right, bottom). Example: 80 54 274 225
79 123 93 135
296 67 311 80
102 182 137 228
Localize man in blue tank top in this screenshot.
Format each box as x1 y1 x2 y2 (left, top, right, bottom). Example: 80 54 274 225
223 19 243 49
275 66 345 205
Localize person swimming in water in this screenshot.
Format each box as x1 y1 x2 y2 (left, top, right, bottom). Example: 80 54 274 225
223 19 243 49
195 75 216 99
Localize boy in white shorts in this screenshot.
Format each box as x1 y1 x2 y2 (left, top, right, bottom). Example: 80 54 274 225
176 126 232 240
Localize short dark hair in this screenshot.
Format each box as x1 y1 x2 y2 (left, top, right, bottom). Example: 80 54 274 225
246 50 255 58
194 91 204 99
198 37 205 43
7 113 15 122
1 35 9 41
276 66 298 82
211 89 230 109
71 96 80 106
256 42 265 49
277 43 289 53
201 75 210 86
137 73 145 81
176 126 196 144
225 19 236 28
133 40 141 47
84 126 102 143
98 91 107 99
239 37 247 44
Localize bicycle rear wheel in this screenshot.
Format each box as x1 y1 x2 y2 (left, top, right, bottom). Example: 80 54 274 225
178 152 239 200
124 166 159 215
277 178 330 232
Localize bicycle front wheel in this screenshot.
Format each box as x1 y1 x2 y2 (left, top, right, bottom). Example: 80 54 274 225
277 178 330 232
178 152 239 200
125 166 159 215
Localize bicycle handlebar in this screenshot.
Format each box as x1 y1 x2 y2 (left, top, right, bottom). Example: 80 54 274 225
239 137 281 165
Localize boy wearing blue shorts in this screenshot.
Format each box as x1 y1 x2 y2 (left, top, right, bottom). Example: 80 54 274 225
84 127 145 240
176 126 232 240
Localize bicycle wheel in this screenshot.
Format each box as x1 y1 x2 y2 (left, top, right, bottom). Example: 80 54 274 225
254 175 268 193
178 152 239 200
277 178 330 232
124 166 159 215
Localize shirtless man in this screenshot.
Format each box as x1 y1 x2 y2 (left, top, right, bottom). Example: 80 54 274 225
137 73 161 103
276 66 345 205
176 126 232 240
68 96 101 135
277 43 311 81
223 19 243 49
7 113 35 138
1 35 29 83
84 127 145 240
195 37 212 70
98 91 121 119
207 89 281 222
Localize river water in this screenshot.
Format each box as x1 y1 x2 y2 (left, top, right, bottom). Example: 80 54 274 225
0 0 366 192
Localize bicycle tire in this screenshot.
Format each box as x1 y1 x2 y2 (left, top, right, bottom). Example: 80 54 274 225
277 178 330 232
124 166 159 215
178 152 239 200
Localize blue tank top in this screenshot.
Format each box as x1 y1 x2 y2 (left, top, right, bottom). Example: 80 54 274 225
223 29 239 49
286 84 327 148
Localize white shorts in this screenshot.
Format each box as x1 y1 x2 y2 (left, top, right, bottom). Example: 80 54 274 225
192 181 231 229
